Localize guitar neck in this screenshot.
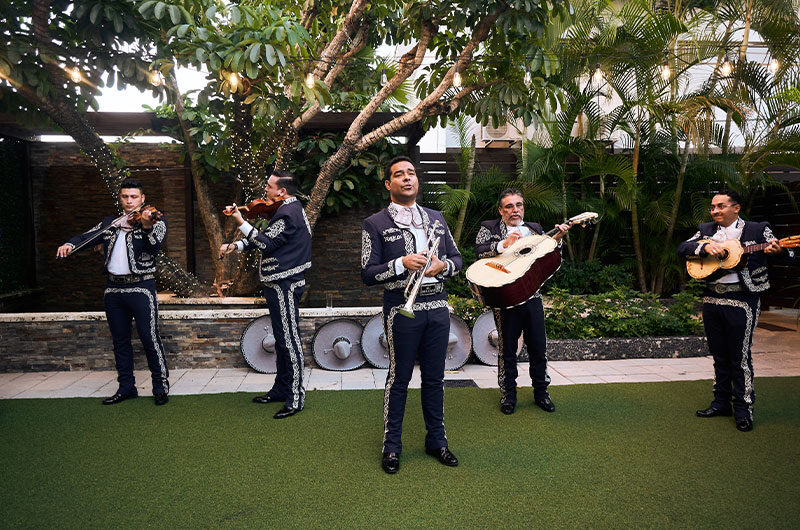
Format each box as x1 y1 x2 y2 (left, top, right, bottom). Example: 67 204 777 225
742 242 771 254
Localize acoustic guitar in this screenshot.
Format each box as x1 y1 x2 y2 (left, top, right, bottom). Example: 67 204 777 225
685 235 800 279
466 212 598 309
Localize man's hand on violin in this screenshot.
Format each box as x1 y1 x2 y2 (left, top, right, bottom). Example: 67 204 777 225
764 239 784 255
139 209 155 230
218 243 237 260
224 204 245 225
56 244 74 258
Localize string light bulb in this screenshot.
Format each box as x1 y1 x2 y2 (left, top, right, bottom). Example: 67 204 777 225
523 66 532 88
767 56 780 75
66 66 83 83
380 67 388 85
453 70 462 88
149 71 164 87
228 72 240 91
591 64 604 85
719 59 732 77
660 62 671 81
304 68 315 89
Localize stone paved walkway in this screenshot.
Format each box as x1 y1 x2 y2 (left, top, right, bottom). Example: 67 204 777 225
1 309 797 400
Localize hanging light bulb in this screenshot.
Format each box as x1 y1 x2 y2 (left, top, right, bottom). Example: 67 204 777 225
66 66 83 83
228 72 240 91
380 67 388 85
523 67 532 88
767 57 780 75
719 59 732 77
453 70 462 88
304 67 315 89
591 64 604 85
149 71 164 87
660 62 671 81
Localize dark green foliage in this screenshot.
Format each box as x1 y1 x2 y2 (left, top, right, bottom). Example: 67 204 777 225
447 295 484 327
3 380 800 527
544 260 634 294
544 287 704 339
290 133 403 216
444 246 476 299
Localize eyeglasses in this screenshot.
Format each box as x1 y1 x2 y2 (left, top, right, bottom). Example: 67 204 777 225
501 202 524 211
709 204 732 213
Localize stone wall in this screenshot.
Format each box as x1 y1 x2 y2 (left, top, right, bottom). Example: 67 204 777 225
0 308 708 373
0 308 380 372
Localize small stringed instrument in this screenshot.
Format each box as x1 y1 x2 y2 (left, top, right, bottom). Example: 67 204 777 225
686 235 800 279
466 212 598 308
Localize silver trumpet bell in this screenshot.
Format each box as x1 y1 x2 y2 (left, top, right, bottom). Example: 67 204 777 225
398 220 441 319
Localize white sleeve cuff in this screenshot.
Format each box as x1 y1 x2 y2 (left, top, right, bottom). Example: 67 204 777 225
235 241 245 252
393 258 406 274
695 243 705 256
238 220 254 237
496 241 506 253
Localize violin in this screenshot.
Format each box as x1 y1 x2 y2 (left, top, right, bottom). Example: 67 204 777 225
128 205 163 227
223 199 283 220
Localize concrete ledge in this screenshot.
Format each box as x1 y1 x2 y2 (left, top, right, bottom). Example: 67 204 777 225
542 336 708 361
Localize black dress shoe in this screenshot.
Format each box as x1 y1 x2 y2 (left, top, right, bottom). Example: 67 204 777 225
500 402 516 415
736 417 754 432
425 447 458 467
253 394 281 404
696 406 733 418
273 405 301 419
382 452 399 474
535 396 555 413
102 391 138 405
154 393 169 406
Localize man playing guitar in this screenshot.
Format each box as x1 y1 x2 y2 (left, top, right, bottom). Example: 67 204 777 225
677 190 796 432
475 188 570 416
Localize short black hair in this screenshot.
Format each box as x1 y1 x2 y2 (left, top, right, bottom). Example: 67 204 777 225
119 178 144 194
383 156 416 182
498 188 524 208
717 189 742 206
271 170 299 196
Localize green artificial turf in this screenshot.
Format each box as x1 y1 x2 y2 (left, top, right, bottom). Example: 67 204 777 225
2 378 800 528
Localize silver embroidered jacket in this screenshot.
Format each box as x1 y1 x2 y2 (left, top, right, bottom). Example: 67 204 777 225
239 197 312 283
677 220 797 293
67 215 167 275
361 205 462 294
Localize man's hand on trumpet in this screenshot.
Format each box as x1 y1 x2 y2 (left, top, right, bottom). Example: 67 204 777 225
402 251 445 276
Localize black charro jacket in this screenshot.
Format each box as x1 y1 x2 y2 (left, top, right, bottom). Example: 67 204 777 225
239 196 312 283
677 219 797 293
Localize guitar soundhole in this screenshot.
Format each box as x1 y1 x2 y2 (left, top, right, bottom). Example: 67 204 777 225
518 247 532 255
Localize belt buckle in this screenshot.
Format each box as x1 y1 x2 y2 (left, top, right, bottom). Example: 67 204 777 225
713 283 725 294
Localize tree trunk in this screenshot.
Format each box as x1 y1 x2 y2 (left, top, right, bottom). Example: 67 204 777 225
630 127 647 292
654 135 692 295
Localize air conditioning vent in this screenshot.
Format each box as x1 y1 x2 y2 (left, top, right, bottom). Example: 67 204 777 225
481 121 522 146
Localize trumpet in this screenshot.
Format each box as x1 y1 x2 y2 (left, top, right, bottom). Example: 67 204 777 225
398 220 441 319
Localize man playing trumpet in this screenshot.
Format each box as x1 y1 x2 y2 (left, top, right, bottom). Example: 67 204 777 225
361 156 462 474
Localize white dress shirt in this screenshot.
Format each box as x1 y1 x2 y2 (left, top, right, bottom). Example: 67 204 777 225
107 229 132 275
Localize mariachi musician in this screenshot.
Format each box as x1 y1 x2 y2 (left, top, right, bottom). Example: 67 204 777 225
219 170 312 419
56 178 170 406
361 156 462 475
677 190 796 432
475 188 570 416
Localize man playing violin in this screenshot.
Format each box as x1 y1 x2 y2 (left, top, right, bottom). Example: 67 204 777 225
677 190 796 432
475 188 570 416
361 156 462 474
219 170 312 419
56 178 170 406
